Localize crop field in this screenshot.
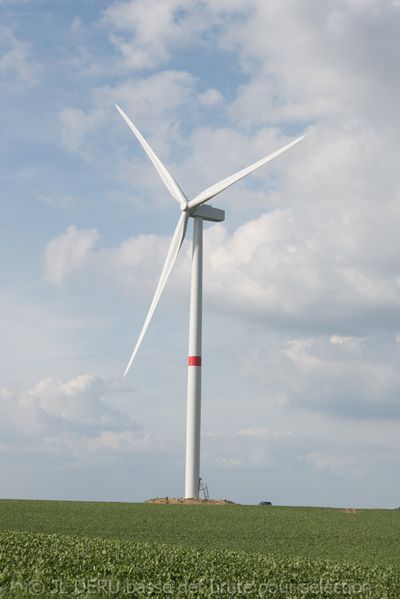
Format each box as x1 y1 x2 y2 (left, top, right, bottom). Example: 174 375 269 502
0 500 399 597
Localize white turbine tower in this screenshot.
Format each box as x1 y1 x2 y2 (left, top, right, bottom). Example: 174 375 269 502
116 104 304 498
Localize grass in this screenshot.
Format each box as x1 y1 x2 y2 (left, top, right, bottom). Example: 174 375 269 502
1 530 399 598
0 499 398 566
0 499 399 597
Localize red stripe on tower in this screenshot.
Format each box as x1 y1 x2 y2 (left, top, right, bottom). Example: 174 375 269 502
188 356 202 366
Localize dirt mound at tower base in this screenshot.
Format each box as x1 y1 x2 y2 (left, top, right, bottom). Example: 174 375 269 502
145 497 236 505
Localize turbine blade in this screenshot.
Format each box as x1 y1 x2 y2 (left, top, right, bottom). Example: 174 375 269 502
188 135 305 209
123 212 189 376
116 104 187 209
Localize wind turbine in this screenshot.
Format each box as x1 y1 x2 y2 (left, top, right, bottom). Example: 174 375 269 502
116 104 304 498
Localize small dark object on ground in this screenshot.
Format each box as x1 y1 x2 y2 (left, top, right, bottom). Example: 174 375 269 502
259 501 272 506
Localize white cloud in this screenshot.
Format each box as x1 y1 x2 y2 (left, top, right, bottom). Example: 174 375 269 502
101 70 195 118
103 0 209 71
65 430 153 455
304 450 360 476
101 0 258 73
241 335 400 420
221 0 400 129
21 375 122 430
59 108 104 157
37 193 75 207
0 26 41 85
0 374 156 459
44 225 99 287
43 175 400 335
100 69 195 160
237 428 268 438
330 336 366 353
58 70 195 169
43 224 172 297
198 88 223 107
106 233 171 293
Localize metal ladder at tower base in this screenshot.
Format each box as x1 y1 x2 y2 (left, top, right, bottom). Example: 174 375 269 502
198 478 209 500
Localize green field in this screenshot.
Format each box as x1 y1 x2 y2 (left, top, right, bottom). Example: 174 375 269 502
0 499 399 597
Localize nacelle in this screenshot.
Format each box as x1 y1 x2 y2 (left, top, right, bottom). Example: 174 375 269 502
190 204 225 222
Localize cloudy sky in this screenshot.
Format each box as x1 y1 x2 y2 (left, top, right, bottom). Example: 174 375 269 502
1 0 400 508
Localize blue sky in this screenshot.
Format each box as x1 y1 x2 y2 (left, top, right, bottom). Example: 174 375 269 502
1 0 400 507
